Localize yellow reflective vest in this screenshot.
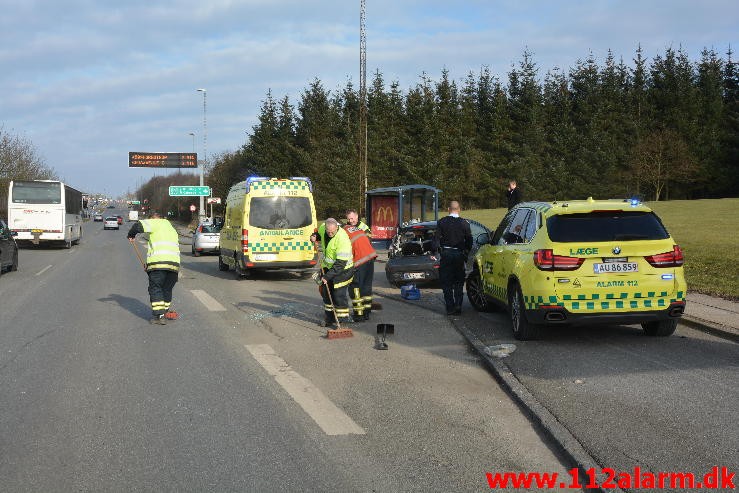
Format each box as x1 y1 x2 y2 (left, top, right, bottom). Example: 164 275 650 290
140 218 180 272
321 226 353 288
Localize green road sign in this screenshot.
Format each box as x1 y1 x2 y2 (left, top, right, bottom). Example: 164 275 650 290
169 186 211 197
130 200 141 205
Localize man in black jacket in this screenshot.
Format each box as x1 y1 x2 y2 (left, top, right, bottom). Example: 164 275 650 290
506 180 522 209
435 201 472 316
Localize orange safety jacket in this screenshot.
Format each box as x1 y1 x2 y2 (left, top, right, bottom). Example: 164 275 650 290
343 224 377 267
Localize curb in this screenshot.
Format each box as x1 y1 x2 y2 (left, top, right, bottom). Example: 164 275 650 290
374 291 618 493
448 317 620 493
680 315 739 343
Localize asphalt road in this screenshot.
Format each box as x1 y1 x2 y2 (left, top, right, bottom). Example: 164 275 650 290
0 217 572 492
382 276 739 492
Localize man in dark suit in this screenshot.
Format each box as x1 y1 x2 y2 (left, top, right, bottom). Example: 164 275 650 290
506 180 522 209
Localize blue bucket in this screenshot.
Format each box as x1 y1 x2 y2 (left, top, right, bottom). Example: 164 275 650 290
401 284 421 300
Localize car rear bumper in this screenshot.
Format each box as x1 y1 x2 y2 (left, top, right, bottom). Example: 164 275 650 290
526 301 686 326
242 259 318 270
385 256 440 286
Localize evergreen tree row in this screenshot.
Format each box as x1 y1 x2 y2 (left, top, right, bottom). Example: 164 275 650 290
208 46 738 218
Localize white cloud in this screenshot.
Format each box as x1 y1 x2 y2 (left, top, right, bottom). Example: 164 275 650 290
0 0 736 195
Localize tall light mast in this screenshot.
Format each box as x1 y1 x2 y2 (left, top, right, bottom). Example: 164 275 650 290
359 0 368 215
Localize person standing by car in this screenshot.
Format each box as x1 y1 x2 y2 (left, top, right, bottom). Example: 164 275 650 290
311 218 354 326
127 211 180 325
343 211 377 321
435 201 472 316
345 209 371 236
506 180 522 210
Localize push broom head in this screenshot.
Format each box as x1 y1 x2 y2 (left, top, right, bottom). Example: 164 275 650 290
326 328 353 339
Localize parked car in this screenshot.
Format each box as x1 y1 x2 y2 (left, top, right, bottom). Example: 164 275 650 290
0 219 19 275
103 217 119 230
466 199 687 340
385 219 491 288
93 213 103 222
192 222 221 256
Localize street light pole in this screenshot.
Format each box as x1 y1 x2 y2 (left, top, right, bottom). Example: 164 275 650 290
196 88 207 221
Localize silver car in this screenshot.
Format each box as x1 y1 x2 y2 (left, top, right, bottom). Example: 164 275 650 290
192 222 221 256
103 217 119 230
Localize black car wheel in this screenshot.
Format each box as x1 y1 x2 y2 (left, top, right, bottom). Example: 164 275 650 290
11 250 18 271
465 268 497 312
218 255 230 271
509 284 541 340
641 319 677 337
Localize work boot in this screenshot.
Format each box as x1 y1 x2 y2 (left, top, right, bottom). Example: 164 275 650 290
150 315 167 325
453 305 462 315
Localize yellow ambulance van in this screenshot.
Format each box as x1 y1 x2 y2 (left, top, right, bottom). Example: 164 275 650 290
218 176 319 276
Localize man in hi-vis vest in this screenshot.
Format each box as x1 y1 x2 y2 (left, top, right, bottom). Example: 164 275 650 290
311 218 354 327
127 211 181 325
344 209 377 321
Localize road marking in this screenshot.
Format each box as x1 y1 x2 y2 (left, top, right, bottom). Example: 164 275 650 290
190 289 227 311
35 265 52 276
245 344 365 436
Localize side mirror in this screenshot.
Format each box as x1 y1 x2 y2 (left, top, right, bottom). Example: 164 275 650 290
11 231 18 237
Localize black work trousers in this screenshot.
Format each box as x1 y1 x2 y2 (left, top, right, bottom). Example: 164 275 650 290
439 249 465 312
320 280 351 324
148 269 178 317
350 260 375 318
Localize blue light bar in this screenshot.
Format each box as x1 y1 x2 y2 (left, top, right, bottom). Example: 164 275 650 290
290 176 313 192
661 274 674 280
630 198 640 207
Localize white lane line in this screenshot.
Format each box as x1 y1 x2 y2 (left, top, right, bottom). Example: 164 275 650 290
35 265 52 276
190 289 227 311
245 344 365 436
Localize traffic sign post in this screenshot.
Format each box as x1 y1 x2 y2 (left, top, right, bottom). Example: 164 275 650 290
169 186 211 197
206 197 221 218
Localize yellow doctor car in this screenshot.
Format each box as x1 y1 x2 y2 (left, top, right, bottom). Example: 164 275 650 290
466 198 687 340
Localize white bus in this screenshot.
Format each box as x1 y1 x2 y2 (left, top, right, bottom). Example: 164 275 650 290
7 180 84 248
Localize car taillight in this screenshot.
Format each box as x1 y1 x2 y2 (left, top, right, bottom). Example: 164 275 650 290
534 249 584 271
645 245 684 268
241 228 249 253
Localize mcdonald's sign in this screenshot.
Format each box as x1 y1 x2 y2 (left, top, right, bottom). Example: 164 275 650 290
375 206 394 224
370 196 398 240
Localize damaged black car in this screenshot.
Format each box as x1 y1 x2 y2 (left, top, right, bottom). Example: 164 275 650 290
384 219 491 288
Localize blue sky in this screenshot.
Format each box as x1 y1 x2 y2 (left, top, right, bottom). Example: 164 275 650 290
1 0 736 197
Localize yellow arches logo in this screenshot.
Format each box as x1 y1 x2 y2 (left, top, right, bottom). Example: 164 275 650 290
375 206 394 223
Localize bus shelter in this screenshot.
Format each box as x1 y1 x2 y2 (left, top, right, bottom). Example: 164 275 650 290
365 184 441 248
